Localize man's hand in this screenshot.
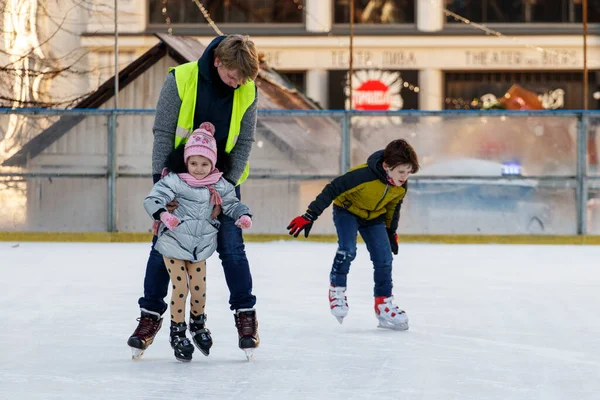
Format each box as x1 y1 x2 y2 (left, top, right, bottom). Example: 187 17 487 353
210 204 222 219
166 200 179 213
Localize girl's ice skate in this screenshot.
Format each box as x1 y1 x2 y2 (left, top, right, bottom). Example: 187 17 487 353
374 296 409 331
169 321 195 362
329 286 349 324
189 313 213 356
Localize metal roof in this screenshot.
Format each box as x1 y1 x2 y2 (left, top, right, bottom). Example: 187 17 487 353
3 34 328 167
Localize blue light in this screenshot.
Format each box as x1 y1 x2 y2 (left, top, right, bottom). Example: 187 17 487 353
502 161 522 176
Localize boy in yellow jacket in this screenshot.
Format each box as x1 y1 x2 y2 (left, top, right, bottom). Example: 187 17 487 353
287 139 419 330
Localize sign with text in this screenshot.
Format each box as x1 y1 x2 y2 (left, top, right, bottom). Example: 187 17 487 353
329 70 419 111
256 45 585 70
330 50 418 69
465 49 578 68
347 70 403 111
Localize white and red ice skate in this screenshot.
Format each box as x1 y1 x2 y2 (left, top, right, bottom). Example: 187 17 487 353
374 296 409 331
329 286 349 324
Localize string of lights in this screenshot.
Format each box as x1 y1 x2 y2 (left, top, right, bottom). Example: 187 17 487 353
190 0 225 36
186 1 299 92
185 0 585 110
285 1 425 97
161 0 173 35
442 6 598 67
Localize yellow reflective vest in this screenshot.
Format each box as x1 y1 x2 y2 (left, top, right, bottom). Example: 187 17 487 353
169 61 256 185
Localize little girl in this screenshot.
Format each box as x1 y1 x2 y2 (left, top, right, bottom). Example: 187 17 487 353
144 122 252 362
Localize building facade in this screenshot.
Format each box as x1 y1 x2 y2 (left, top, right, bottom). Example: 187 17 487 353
75 0 600 111
1 1 598 111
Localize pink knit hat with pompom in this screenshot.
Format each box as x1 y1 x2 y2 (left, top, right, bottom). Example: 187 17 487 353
184 122 217 167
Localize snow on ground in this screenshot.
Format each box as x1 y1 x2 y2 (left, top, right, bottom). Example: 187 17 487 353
1 241 599 400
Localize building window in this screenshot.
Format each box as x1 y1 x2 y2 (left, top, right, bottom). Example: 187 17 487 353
444 71 598 110
334 0 415 24
278 72 306 93
148 0 304 25
445 0 600 23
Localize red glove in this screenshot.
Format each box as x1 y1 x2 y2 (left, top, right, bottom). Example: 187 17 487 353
287 212 316 238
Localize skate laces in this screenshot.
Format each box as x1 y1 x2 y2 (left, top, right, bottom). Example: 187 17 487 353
236 310 257 337
329 286 347 307
133 316 160 338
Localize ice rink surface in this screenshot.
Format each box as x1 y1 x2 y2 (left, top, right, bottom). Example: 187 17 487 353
1 241 599 400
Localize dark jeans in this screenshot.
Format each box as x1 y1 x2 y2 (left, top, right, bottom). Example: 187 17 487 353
330 206 394 297
138 186 256 314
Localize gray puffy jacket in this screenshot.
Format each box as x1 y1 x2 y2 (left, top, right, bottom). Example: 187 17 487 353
144 173 251 261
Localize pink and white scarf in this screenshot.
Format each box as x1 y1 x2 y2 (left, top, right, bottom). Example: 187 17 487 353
161 167 223 205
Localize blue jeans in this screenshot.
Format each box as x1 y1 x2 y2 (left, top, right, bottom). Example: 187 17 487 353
330 206 394 297
138 186 256 313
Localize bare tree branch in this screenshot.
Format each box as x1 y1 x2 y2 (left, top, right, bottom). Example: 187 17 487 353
0 0 117 108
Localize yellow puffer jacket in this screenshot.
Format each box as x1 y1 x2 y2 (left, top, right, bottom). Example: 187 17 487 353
307 150 407 231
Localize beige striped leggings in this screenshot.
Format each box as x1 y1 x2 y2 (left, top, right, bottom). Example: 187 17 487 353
163 257 207 323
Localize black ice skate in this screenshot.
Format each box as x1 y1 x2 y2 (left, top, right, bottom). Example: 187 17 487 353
127 309 163 360
234 308 260 361
169 321 195 362
189 313 213 356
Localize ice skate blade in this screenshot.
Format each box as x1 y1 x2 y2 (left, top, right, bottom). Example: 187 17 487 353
131 348 145 360
335 316 344 324
377 322 409 331
193 342 210 356
197 347 210 357
244 349 255 361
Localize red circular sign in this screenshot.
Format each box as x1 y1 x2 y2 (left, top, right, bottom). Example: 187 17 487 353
353 80 391 110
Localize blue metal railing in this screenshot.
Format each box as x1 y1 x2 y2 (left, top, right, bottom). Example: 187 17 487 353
1 108 598 234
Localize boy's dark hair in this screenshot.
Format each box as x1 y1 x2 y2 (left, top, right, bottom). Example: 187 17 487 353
164 146 187 174
383 139 420 173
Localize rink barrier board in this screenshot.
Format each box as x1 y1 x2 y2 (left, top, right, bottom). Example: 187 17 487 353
1 232 600 245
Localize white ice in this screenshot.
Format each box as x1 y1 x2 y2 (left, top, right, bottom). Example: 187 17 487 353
1 241 599 400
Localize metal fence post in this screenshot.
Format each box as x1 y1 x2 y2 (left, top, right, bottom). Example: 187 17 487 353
340 111 352 174
576 113 588 235
107 112 117 232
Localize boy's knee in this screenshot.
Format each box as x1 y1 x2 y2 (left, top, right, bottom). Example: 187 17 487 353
334 248 356 264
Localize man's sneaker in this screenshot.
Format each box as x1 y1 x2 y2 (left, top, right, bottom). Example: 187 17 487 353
329 286 349 324
169 321 195 362
374 296 409 331
189 313 213 356
234 308 259 360
127 309 163 359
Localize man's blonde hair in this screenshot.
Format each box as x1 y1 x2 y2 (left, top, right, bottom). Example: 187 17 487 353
214 34 259 83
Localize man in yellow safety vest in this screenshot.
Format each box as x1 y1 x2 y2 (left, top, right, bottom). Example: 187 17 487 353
128 34 260 359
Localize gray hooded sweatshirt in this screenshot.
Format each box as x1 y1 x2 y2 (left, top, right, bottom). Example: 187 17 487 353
144 172 251 261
